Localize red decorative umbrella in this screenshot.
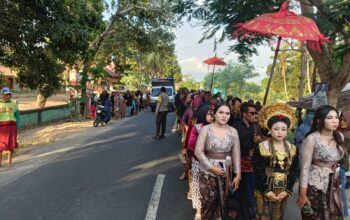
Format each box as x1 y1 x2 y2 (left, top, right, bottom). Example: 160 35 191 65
203 56 227 92
232 0 330 104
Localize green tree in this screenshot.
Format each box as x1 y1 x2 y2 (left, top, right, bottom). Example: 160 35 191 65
261 77 286 102
265 45 318 102
179 0 350 106
178 74 201 90
0 74 6 88
0 1 105 107
203 61 259 99
142 52 168 79
79 0 182 101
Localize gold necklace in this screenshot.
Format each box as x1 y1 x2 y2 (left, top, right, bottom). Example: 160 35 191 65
269 139 290 170
275 151 286 169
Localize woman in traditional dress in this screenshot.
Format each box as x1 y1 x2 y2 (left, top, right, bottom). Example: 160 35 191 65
181 92 195 199
113 91 121 119
298 105 344 220
195 103 241 220
0 87 20 166
187 104 214 220
254 103 299 220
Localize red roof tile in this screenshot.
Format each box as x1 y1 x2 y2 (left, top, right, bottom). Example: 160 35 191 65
0 66 17 77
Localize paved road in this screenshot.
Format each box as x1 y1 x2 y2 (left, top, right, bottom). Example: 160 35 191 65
0 110 302 220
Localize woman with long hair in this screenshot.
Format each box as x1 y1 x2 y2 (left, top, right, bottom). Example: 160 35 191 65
181 92 194 199
187 104 214 220
178 91 193 181
195 103 241 219
254 103 299 220
298 105 345 220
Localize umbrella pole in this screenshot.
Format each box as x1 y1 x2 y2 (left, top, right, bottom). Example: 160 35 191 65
263 36 282 105
210 65 216 93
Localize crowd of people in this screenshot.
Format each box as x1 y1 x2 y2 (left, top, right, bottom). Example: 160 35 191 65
173 87 349 220
1 85 349 219
90 89 150 124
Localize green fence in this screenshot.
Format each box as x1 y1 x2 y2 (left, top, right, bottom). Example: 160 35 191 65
19 102 81 128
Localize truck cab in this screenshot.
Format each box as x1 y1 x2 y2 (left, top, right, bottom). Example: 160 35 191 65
150 78 175 112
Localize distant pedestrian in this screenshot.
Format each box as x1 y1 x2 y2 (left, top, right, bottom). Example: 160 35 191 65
103 96 113 124
192 89 204 112
294 112 314 149
90 92 99 121
0 87 20 167
123 91 132 117
153 87 169 140
99 89 110 105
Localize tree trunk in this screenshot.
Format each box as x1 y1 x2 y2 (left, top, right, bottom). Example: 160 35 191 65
280 44 288 99
312 66 317 92
300 1 350 107
79 5 143 118
283 76 288 99
36 93 47 108
299 43 307 101
306 59 312 94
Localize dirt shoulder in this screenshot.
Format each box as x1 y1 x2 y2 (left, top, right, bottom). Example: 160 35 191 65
14 120 93 157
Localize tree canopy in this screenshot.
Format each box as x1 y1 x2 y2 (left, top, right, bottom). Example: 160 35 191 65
203 61 261 100
0 0 105 98
179 0 350 105
0 0 184 107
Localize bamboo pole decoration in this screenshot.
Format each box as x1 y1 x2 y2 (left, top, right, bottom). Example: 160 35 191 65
263 36 282 105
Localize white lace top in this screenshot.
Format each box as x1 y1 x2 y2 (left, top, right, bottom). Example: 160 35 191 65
299 131 344 193
195 124 241 176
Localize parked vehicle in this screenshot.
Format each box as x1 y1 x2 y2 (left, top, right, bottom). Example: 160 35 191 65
149 78 175 112
93 104 106 127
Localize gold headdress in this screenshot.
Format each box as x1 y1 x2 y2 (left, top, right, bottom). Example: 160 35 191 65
259 103 296 130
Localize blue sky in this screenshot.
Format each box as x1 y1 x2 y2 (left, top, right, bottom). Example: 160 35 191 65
174 21 274 83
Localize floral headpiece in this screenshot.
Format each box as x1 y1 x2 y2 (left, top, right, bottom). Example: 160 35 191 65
258 102 296 130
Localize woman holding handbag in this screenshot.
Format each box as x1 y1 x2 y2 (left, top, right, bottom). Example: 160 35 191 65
195 103 241 220
298 105 345 220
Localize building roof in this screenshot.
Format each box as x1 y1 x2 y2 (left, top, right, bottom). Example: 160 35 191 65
103 67 120 78
104 62 121 78
0 66 17 77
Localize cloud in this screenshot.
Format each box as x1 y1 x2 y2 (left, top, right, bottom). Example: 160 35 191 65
178 57 207 80
174 21 274 82
179 57 227 81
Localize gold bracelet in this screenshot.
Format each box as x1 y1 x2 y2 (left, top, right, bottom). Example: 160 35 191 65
265 191 274 198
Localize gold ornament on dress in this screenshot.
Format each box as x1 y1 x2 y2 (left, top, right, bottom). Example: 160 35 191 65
258 102 296 130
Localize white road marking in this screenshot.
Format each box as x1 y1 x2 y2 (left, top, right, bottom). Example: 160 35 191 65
145 174 165 220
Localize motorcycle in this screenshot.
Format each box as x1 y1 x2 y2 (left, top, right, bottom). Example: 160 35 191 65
93 104 106 127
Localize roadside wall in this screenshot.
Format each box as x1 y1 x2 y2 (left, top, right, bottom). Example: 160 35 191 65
19 103 80 128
